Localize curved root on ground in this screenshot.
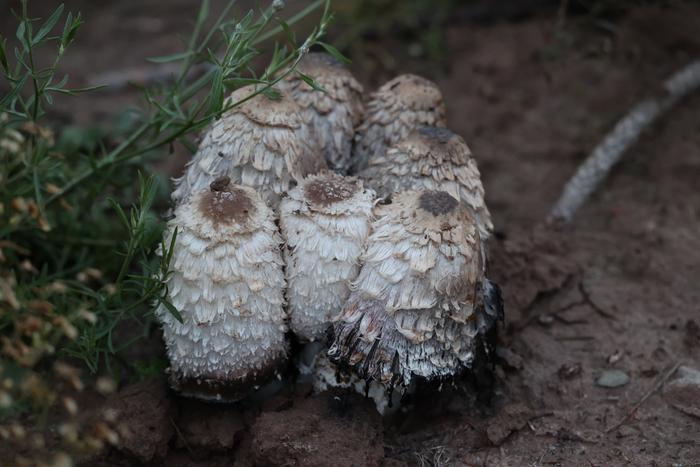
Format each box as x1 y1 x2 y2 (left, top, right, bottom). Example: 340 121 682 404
549 60 700 223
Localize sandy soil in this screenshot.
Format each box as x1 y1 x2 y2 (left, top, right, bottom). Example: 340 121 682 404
2 1 700 465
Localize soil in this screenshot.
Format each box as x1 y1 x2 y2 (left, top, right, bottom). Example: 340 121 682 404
3 0 700 465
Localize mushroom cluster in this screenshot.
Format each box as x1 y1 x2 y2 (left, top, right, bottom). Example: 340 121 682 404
156 52 503 410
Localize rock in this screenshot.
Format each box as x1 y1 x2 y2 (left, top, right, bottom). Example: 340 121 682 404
663 366 700 419
175 399 245 451
251 392 384 467
596 370 629 388
105 378 175 463
486 403 531 445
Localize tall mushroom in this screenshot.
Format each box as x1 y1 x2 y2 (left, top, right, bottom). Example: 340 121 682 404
328 190 503 395
276 52 364 174
171 85 327 208
280 171 375 342
157 177 288 401
352 74 447 172
360 126 493 241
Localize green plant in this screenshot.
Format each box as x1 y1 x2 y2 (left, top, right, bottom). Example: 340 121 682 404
0 0 335 421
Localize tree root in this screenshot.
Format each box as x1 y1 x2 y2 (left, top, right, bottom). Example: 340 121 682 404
549 60 700 223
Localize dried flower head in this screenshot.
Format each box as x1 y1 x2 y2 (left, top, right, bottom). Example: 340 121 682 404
361 126 493 240
353 74 447 172
172 85 327 207
276 53 364 173
157 178 287 401
328 190 503 393
280 172 374 342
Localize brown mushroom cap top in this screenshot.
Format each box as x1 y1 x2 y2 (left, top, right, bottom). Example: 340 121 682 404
198 176 256 225
396 126 471 163
385 190 478 243
303 172 360 207
380 74 444 111
227 85 301 128
418 190 459 216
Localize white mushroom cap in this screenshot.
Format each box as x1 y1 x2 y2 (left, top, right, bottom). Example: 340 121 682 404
328 190 503 390
276 53 365 174
157 177 288 401
352 74 448 172
171 85 327 208
361 126 493 240
280 171 375 342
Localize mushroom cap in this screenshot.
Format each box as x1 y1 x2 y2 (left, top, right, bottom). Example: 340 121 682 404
377 74 445 112
159 177 287 401
328 189 495 387
226 85 302 128
298 171 372 215
277 52 364 109
351 74 447 173
397 127 471 164
386 190 479 244
171 85 327 207
360 126 494 239
274 52 365 174
176 177 270 240
295 52 353 80
280 172 375 342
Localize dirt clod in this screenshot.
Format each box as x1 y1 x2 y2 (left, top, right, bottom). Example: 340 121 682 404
485 403 531 446
489 227 577 324
174 399 245 451
105 378 175 463
250 392 384 467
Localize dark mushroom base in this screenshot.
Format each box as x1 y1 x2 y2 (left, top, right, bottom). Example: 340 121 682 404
328 319 501 411
168 355 288 403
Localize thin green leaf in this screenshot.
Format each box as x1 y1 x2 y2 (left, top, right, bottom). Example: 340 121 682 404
60 12 82 52
318 41 350 64
159 299 183 323
197 0 210 25
15 21 27 51
277 18 296 49
297 71 326 92
49 84 107 95
0 74 26 107
165 227 178 266
0 37 8 73
108 198 130 229
207 68 224 114
147 51 194 64
34 4 65 45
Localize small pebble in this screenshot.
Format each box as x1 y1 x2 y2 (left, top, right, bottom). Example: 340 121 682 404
596 370 630 388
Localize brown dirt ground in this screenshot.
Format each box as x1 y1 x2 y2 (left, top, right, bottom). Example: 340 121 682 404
3 1 700 465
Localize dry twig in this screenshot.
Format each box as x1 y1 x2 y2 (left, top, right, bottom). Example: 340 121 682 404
605 360 682 433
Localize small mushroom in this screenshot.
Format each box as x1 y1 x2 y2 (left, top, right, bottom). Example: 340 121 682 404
171 85 327 208
157 177 288 401
328 190 503 394
276 53 364 174
280 172 375 342
352 74 447 172
360 126 493 240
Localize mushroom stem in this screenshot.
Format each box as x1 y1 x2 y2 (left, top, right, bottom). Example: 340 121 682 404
548 60 700 223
